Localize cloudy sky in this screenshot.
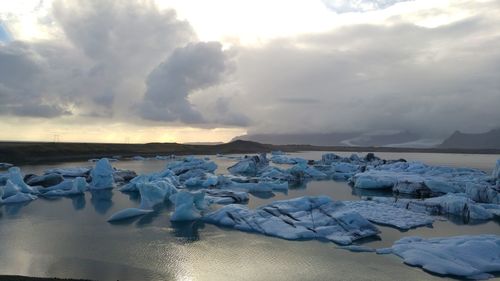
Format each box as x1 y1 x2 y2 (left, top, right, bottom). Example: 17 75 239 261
0 0 499 143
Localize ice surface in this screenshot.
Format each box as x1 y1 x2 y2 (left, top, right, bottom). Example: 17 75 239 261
26 173 64 187
90 158 115 189
465 183 499 204
167 156 217 176
120 169 179 192
203 196 380 245
42 177 87 196
342 200 434 230
107 208 153 222
381 235 500 279
169 191 207 221
288 163 328 180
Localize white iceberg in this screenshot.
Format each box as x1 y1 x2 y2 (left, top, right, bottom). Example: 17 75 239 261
90 158 115 189
203 196 380 245
379 235 500 280
107 208 153 222
342 200 434 230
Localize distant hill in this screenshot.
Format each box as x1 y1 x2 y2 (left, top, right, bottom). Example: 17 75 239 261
233 131 421 147
439 129 500 149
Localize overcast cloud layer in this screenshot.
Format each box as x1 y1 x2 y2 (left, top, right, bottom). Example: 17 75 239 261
0 0 499 141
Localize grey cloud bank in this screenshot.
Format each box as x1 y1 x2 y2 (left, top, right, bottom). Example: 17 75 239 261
0 0 499 139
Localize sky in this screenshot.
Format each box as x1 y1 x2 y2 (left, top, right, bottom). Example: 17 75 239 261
0 0 499 143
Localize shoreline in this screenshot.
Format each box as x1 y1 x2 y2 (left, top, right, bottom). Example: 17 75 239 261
1 140 499 165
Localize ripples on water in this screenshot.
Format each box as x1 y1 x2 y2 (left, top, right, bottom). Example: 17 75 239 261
0 152 499 281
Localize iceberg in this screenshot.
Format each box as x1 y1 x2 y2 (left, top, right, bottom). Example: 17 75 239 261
228 154 268 176
107 208 153 222
288 163 328 180
1 180 20 198
44 167 91 178
1 192 37 204
352 171 397 190
204 189 249 204
169 191 207 221
138 180 178 209
342 200 434 230
270 155 306 165
0 162 13 169
7 167 38 194
90 158 115 189
167 156 217 176
380 235 500 280
493 159 500 181
203 196 380 245
465 183 500 204
42 177 87 196
26 173 64 187
120 169 179 192
369 194 495 220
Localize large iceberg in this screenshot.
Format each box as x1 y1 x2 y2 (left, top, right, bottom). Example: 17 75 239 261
41 177 87 196
378 235 500 280
167 156 217 177
7 167 38 194
138 180 178 209
90 158 115 189
203 196 380 245
0 180 38 204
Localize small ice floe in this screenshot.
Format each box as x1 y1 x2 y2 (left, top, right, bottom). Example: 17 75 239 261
0 180 38 204
107 208 154 222
120 169 179 192
342 200 434 230
378 235 500 280
138 180 178 209
6 167 39 194
203 196 379 245
270 154 306 165
89 158 115 189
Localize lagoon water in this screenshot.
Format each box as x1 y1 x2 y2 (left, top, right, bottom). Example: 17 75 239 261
1 152 499 281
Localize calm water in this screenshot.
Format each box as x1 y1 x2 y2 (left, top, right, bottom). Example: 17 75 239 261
0 152 499 281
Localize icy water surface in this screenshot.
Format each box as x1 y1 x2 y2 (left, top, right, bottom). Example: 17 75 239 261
0 152 499 281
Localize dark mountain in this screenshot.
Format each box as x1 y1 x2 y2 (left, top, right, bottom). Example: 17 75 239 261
232 131 420 147
439 129 500 149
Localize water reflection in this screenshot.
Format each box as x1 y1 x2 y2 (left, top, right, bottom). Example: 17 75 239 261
3 202 31 216
70 194 86 210
90 190 113 214
171 220 205 242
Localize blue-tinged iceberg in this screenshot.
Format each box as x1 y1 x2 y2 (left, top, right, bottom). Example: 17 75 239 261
228 153 268 176
90 158 115 189
203 196 379 245
169 191 207 221
378 235 500 280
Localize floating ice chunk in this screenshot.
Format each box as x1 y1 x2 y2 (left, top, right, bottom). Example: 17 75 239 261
26 173 64 187
167 156 217 176
169 191 207 221
1 180 20 198
321 153 342 165
270 155 306 165
465 183 500 204
332 162 359 173
259 166 295 181
204 189 249 204
342 200 433 230
113 169 137 184
288 163 328 180
1 192 37 204
107 208 153 222
8 167 38 194
384 235 500 279
42 177 87 196
138 180 178 209
228 154 268 176
203 196 379 245
352 171 397 189
90 158 115 189
368 194 494 220
338 245 376 253
45 167 90 178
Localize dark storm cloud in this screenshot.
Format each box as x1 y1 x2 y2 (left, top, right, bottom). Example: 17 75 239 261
232 12 500 137
139 42 230 124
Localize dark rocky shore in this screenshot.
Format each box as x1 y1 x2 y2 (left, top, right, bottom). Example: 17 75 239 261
1 140 499 165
